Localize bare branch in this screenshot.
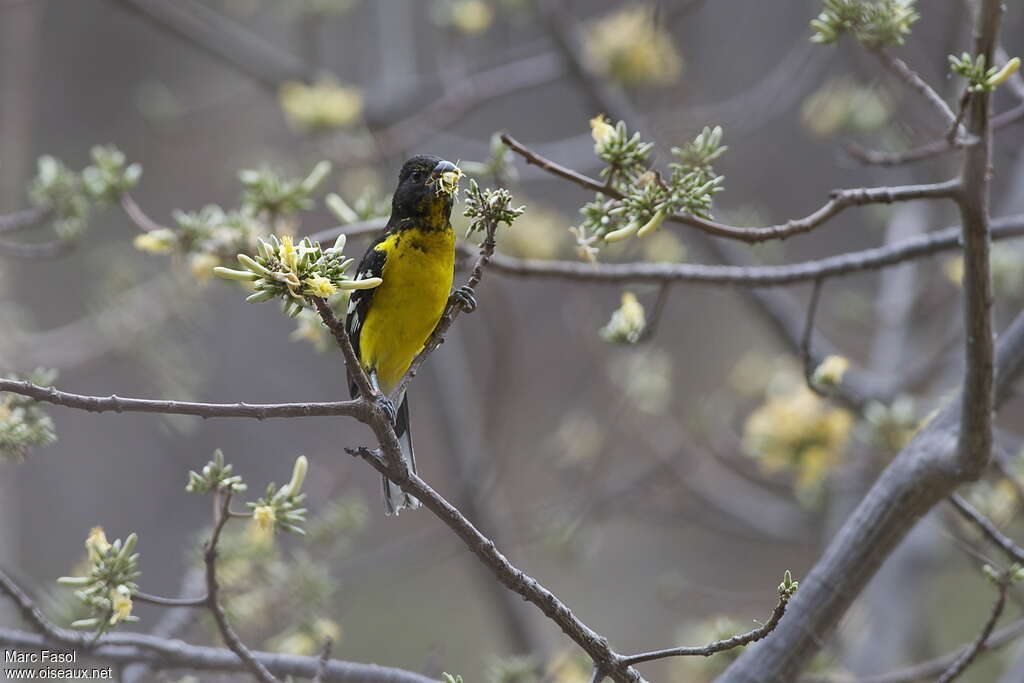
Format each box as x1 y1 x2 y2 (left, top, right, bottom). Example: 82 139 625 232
0 238 74 259
0 378 369 421
346 447 643 683
948 492 1024 564
717 307 1024 682
801 618 1024 683
204 492 278 683
954 0 1003 480
501 133 961 244
459 215 1024 287
133 591 207 608
934 571 1010 683
870 47 961 132
800 278 827 397
0 205 51 234
112 0 315 89
618 588 793 666
120 193 172 233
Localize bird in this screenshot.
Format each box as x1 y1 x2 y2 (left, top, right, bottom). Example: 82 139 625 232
345 155 474 515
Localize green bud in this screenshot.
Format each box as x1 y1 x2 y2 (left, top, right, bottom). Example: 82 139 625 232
237 253 272 276
213 266 260 282
326 194 360 225
338 277 383 290
604 221 640 243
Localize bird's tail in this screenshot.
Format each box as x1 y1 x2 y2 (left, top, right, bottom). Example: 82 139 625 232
382 395 421 515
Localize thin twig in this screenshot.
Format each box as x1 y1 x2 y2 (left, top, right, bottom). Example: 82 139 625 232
948 493 1024 564
0 378 368 421
133 591 207 608
618 589 793 666
801 278 826 397
870 47 961 131
634 283 671 343
120 193 172 233
0 238 75 259
501 133 961 244
0 205 51 234
800 618 1024 682
934 571 1010 683
204 492 279 683
312 638 333 683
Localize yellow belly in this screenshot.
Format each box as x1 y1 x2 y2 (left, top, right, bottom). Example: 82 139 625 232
359 227 455 392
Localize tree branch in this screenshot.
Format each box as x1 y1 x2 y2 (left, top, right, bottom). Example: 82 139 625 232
935 570 1010 683
953 0 1002 480
0 378 369 421
203 492 278 683
453 215 1024 287
501 133 961 244
0 205 51 234
618 588 793 667
717 307 1024 682
948 492 1024 565
870 48 962 132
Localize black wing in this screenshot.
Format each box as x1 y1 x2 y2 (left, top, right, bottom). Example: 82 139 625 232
345 234 388 399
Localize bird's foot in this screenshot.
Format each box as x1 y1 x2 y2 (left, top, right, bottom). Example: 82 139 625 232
376 396 397 426
450 285 477 313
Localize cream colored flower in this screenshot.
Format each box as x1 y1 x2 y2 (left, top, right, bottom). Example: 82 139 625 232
589 115 618 152
450 0 493 35
743 382 853 494
812 355 850 387
279 78 364 131
304 274 337 298
133 228 176 254
109 585 133 625
600 291 646 344
252 505 276 532
278 234 298 271
86 526 111 563
188 252 221 283
584 4 683 88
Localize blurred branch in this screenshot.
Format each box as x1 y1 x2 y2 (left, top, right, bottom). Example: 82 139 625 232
800 278 827 397
718 304 1024 681
0 205 50 234
0 238 74 259
0 378 368 420
801 619 1024 682
120 193 171 233
934 570 1010 683
870 48 962 133
501 133 961 244
203 492 278 683
111 0 315 89
0 571 434 683
458 215 1024 287
948 492 1024 564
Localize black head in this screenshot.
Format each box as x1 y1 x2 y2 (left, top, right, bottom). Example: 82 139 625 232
389 154 458 228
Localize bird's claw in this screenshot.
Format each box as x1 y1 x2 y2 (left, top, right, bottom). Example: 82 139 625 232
450 285 477 313
377 396 397 426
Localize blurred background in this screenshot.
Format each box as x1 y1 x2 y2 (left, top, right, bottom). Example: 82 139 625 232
3 0 1024 681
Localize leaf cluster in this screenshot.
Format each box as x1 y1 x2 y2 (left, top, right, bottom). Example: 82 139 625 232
0 368 58 462
810 0 918 47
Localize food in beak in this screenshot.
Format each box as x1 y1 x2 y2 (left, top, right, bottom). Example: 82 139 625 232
432 160 462 196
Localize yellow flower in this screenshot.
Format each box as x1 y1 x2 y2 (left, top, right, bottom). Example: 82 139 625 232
188 252 221 283
436 165 463 197
86 526 111 563
590 115 618 152
812 355 850 387
743 381 853 494
109 585 133 625
944 256 964 286
252 505 276 533
584 4 683 88
133 228 176 254
278 77 364 131
450 0 493 35
600 291 646 344
278 234 298 271
304 274 337 298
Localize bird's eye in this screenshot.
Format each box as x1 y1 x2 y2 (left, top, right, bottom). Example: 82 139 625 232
410 171 424 182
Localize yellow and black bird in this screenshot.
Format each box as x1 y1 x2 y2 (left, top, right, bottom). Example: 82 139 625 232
346 155 473 514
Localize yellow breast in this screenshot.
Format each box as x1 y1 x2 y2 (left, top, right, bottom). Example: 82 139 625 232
358 227 455 392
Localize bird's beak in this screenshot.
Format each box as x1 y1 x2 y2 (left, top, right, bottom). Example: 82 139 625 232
431 159 462 196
